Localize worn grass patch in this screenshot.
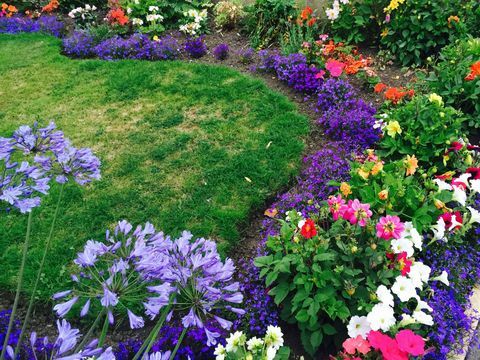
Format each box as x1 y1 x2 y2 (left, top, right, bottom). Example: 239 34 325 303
0 33 308 298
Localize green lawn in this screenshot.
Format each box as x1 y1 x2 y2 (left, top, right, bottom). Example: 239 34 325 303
0 33 308 298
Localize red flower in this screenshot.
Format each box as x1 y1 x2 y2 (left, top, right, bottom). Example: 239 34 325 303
107 7 129 26
447 141 464 153
300 6 313 20
466 167 480 179
307 17 317 27
465 61 480 81
301 218 317 239
467 144 480 151
397 252 412 276
440 211 463 231
395 329 425 356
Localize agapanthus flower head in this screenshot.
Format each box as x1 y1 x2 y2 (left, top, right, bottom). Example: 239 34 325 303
141 231 244 346
26 319 112 359
53 221 162 328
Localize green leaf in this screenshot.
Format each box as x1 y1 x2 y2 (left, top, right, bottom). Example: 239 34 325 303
295 309 309 323
322 323 337 335
269 282 290 305
265 271 279 287
310 329 323 349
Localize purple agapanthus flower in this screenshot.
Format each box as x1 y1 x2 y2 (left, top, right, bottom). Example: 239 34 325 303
139 231 244 346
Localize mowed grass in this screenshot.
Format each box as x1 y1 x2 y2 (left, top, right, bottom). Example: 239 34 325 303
0 33 308 298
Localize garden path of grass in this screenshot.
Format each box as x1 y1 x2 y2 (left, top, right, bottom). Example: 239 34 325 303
0 33 308 299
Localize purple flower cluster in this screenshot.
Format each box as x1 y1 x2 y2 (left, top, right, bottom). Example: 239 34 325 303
115 323 218 359
0 16 64 37
420 197 480 359
55 220 243 347
238 47 255 64
258 51 323 94
316 81 380 150
62 31 96 58
213 43 229 60
232 258 279 335
184 36 208 59
0 311 20 355
1 122 99 213
94 34 181 61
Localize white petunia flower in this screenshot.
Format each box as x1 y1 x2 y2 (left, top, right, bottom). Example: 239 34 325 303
404 222 423 250
376 285 394 307
468 206 480 225
413 310 434 326
449 214 463 231
433 179 452 191
347 316 371 339
265 326 284 350
399 314 416 327
432 270 450 286
431 217 446 241
266 346 277 360
408 262 431 289
391 237 414 257
367 303 396 332
392 276 417 302
452 186 467 206
470 179 480 193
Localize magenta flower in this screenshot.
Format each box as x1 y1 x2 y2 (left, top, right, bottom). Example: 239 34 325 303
325 59 345 77
343 199 372 227
376 215 405 240
327 194 346 220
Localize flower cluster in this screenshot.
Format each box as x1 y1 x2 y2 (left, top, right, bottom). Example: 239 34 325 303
214 325 286 360
465 60 480 81
179 9 208 36
41 0 59 13
325 0 349 21
0 3 16 17
213 43 229 61
184 36 208 59
124 2 165 33
68 4 98 28
374 83 415 105
0 15 64 36
106 7 129 26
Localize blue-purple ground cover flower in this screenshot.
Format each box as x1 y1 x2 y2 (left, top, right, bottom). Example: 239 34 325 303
213 43 229 60
184 36 208 59
0 16 64 37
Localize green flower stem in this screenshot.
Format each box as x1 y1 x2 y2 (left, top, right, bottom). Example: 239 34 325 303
0 211 33 360
98 312 110 347
169 327 187 360
14 184 65 358
132 304 172 360
74 309 105 353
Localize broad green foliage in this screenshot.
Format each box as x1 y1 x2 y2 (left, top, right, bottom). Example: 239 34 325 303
377 95 467 170
244 0 297 49
380 0 478 66
0 33 308 298
422 38 480 129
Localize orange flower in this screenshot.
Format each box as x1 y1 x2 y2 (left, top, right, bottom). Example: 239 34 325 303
371 161 384 175
41 0 59 13
404 155 418 176
307 17 317 27
300 6 313 20
447 15 460 28
465 61 480 81
378 190 389 201
107 7 129 26
374 83 387 93
264 208 278 218
340 182 352 197
384 87 410 104
1 3 8 10
358 168 370 180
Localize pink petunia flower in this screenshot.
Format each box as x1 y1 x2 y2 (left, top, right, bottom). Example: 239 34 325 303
347 199 373 227
376 215 405 240
326 59 346 77
343 335 371 355
395 329 425 356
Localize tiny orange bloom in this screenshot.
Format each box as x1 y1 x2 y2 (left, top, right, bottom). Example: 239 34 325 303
378 190 389 201
340 182 352 197
374 83 387 93
404 155 419 176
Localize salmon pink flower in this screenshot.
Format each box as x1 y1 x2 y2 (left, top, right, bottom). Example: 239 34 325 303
395 329 425 356
342 335 371 355
301 218 317 238
376 215 405 240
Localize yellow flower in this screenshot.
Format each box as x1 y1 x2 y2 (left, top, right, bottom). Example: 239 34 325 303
378 189 389 200
428 93 444 106
434 199 446 211
404 154 418 176
340 182 352 197
381 28 389 38
358 168 370 180
152 35 159 42
386 121 402 138
371 161 384 175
